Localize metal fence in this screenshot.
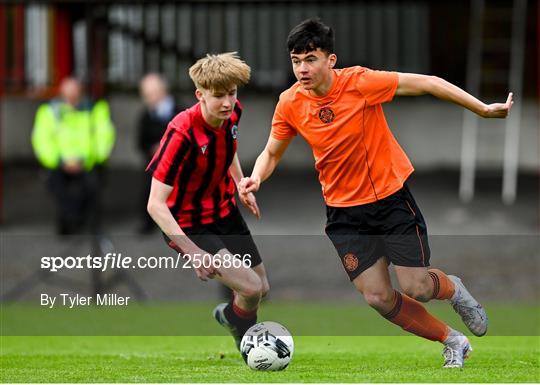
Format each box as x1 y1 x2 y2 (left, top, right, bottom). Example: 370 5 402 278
2 2 430 93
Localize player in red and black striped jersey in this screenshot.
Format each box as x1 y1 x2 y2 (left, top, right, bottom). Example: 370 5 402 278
147 99 243 228
146 53 269 354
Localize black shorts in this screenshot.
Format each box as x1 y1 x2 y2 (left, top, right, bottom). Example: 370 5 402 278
163 206 262 267
325 183 430 280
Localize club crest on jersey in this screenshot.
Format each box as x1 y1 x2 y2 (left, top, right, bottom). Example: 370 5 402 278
201 144 208 154
318 107 335 124
343 253 359 272
231 125 238 139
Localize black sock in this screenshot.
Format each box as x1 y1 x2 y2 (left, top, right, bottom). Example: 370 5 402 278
224 301 257 336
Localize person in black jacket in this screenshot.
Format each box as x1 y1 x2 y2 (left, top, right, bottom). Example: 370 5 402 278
137 73 183 233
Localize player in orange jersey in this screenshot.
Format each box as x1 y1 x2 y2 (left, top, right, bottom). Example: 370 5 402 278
240 19 513 368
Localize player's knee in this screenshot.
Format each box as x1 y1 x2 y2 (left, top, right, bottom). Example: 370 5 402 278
238 277 263 300
261 281 270 298
363 290 394 310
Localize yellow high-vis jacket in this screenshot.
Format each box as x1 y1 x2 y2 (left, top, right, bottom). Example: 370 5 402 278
31 99 115 170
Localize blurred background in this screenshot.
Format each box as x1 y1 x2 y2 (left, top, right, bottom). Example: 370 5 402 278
0 1 538 321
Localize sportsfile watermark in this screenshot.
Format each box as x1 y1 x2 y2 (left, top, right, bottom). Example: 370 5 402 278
1 234 538 336
40 252 252 272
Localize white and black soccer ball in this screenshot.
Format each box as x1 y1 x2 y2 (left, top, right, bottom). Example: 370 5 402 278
240 321 294 371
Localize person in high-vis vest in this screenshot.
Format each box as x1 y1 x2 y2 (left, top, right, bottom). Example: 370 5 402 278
32 77 115 234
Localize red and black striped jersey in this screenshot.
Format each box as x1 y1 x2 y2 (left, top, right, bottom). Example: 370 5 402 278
146 101 242 228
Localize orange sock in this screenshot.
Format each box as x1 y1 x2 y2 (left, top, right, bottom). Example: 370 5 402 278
383 291 449 342
428 269 455 300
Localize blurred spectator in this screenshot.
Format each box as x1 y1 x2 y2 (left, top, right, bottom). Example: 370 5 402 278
137 73 183 234
31 77 115 235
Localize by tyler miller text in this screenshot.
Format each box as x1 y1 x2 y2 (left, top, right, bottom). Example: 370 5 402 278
41 293 130 308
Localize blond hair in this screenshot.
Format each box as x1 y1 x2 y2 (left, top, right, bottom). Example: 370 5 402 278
189 52 251 91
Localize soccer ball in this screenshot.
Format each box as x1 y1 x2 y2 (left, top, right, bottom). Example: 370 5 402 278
240 321 294 371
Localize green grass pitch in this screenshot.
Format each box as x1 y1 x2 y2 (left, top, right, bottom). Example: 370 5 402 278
1 336 538 383
1 303 539 383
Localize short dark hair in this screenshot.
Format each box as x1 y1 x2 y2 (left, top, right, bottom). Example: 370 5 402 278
287 19 335 55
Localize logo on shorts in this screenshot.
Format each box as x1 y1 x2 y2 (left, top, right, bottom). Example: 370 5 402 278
231 125 238 139
201 144 208 154
318 107 335 123
343 253 359 272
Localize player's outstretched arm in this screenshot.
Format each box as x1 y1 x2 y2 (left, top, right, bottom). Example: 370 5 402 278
395 73 514 119
147 177 219 281
239 136 292 194
230 153 261 219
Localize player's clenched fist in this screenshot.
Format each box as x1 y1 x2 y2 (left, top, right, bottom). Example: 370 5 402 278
239 176 261 194
482 92 514 119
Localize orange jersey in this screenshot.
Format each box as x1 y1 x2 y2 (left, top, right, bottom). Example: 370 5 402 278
271 66 413 207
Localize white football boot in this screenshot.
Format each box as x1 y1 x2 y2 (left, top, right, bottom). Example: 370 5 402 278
442 329 472 368
448 275 488 336
213 302 242 351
